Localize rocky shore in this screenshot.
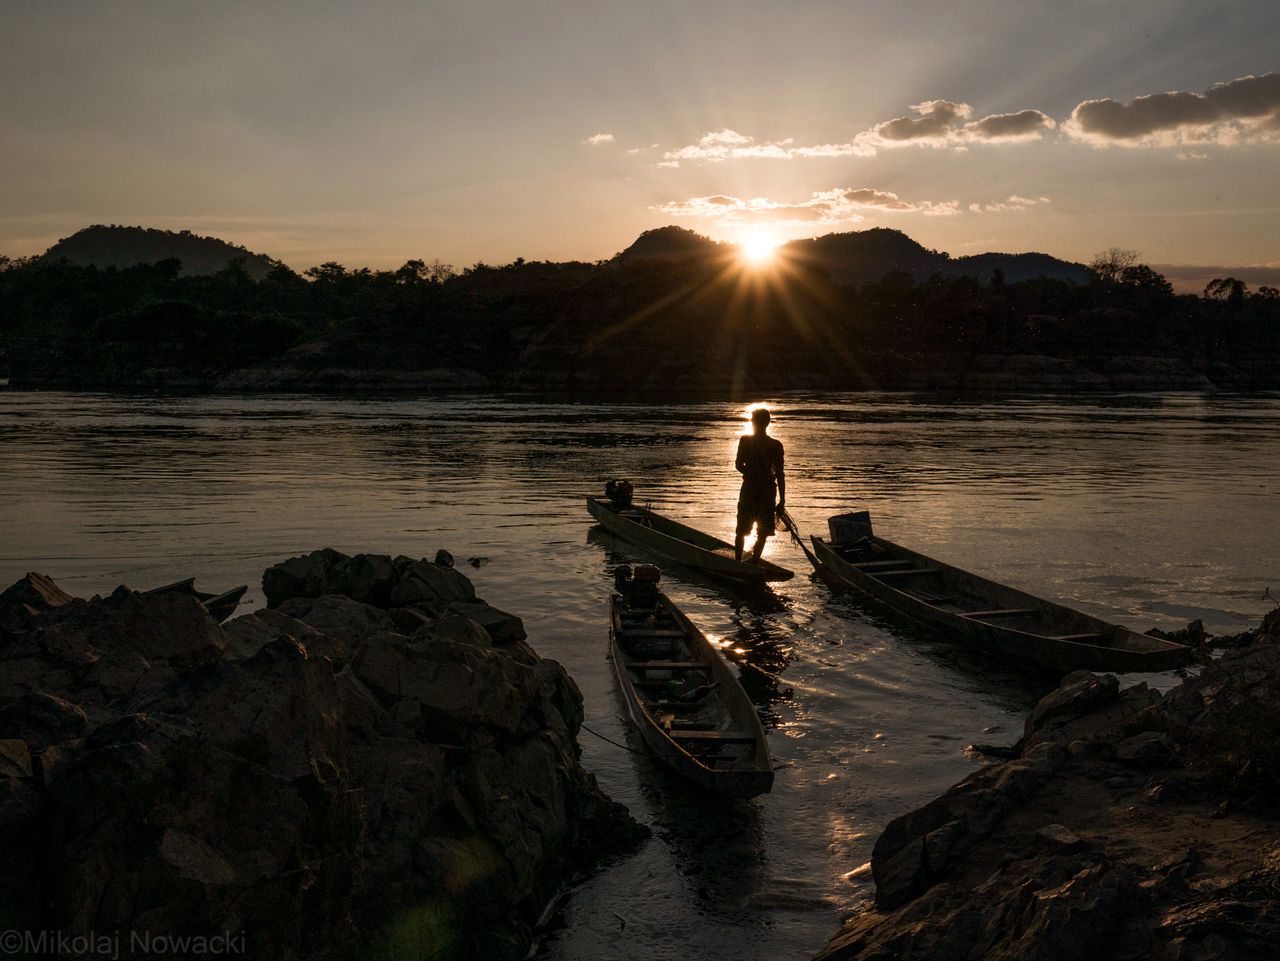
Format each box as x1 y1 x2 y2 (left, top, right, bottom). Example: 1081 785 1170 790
817 608 1280 961
0 550 642 960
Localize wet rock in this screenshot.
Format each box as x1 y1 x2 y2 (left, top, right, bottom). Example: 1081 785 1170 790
1116 731 1177 768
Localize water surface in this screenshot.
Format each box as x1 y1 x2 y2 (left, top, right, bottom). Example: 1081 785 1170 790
2 390 1277 959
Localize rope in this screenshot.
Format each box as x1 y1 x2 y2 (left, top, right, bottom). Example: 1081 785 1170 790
579 722 647 755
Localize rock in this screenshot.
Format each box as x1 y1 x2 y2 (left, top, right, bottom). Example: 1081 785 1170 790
1147 619 1208 646
1116 731 1176 768
0 571 75 610
446 599 527 643
0 550 640 961
1036 823 1085 850
389 556 476 608
0 744 43 928
262 548 399 607
0 590 226 707
276 594 401 644
1025 672 1119 744
222 608 349 663
424 612 492 649
0 692 90 752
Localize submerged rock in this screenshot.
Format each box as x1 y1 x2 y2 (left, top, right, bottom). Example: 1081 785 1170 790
0 563 641 960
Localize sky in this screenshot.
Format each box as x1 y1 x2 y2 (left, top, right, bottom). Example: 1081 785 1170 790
2 0 1278 283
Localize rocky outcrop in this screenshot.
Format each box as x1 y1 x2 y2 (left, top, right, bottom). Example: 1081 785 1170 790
0 555 639 960
818 615 1280 961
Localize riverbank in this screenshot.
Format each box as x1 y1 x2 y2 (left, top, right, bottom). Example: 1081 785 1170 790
816 609 1280 961
0 550 643 960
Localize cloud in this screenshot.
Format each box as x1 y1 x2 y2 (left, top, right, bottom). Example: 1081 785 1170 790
583 132 615 146
661 128 875 163
968 194 1052 213
1066 72 1280 145
858 101 1055 148
654 186 960 226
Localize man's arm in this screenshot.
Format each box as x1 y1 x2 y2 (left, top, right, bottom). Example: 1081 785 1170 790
775 442 786 505
735 436 748 474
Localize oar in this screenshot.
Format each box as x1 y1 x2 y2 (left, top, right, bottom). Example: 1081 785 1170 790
776 507 821 571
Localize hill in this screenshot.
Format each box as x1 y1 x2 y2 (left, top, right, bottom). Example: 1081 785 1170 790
615 225 727 263
784 228 945 285
40 225 280 280
620 225 1089 287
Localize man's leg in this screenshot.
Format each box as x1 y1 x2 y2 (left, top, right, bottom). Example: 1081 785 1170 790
749 529 768 561
734 533 745 562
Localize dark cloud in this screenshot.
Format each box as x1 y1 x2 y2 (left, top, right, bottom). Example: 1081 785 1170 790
1070 72 1280 143
873 100 972 142
964 109 1055 141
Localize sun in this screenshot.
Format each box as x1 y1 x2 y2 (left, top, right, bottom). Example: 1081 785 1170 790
739 231 779 266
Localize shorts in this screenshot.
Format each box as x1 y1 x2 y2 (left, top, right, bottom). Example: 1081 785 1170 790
736 493 776 537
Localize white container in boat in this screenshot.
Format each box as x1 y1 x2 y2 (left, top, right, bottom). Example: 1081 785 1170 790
828 511 873 545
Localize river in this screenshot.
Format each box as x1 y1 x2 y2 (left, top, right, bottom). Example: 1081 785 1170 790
2 390 1277 959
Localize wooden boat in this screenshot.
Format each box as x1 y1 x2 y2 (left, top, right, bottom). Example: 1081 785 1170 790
145 577 248 623
587 496 794 584
609 568 774 797
808 531 1192 674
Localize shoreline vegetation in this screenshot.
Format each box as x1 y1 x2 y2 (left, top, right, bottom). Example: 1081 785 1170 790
1 225 1277 394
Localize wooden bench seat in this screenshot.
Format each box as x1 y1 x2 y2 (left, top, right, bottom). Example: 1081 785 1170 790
626 661 712 672
850 559 913 569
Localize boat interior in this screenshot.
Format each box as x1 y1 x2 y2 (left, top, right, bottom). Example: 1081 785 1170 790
614 578 761 770
827 537 1120 646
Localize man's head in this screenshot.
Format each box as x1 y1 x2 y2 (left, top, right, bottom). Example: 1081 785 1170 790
750 407 771 433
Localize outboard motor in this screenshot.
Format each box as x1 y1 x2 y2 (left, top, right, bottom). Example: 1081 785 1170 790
631 564 662 608
605 479 635 509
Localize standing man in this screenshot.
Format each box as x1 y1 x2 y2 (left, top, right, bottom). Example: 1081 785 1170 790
734 406 785 563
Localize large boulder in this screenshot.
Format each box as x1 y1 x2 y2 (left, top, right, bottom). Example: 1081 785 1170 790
222 607 350 664
262 549 399 608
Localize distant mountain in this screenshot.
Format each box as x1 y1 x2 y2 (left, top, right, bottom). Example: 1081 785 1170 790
946 251 1089 285
40 225 280 279
618 225 1088 286
615 225 727 263
783 228 944 284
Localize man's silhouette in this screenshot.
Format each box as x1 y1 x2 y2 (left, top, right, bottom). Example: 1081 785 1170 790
734 407 785 562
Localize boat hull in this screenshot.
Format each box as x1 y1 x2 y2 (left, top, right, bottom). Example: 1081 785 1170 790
587 497 793 583
609 591 774 798
809 535 1190 675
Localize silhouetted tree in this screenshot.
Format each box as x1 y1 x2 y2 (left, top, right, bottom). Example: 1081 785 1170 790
1089 247 1140 283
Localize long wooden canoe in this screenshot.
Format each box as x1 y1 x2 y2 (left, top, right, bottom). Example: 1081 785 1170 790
609 586 774 798
808 533 1192 674
587 497 794 584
